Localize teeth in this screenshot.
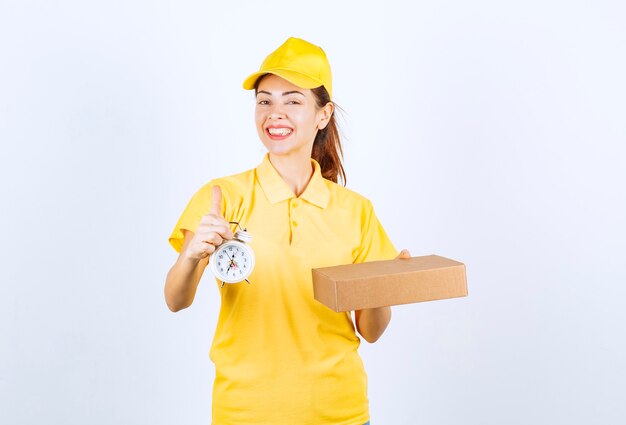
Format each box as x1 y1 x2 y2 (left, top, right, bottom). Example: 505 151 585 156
268 128 292 136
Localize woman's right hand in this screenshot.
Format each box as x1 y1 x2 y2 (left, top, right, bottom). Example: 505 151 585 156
185 185 234 261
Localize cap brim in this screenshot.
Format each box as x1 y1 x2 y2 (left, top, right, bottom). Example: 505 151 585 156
242 68 324 92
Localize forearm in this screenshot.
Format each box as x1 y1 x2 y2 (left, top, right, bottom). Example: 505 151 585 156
355 306 392 343
164 253 208 312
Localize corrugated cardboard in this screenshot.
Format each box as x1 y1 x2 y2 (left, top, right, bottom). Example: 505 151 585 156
311 254 467 312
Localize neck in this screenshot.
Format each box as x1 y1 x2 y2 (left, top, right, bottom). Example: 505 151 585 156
268 152 314 198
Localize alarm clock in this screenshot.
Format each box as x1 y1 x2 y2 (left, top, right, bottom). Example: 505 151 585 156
209 223 255 287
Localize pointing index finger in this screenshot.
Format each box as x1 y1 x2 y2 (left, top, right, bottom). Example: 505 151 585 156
209 185 223 216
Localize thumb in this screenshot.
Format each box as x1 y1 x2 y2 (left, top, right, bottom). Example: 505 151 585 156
209 185 223 216
396 249 411 259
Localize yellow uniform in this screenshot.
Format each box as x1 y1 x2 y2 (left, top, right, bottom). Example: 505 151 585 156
169 153 398 425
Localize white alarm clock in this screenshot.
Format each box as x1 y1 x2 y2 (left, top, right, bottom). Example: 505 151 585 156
209 222 255 287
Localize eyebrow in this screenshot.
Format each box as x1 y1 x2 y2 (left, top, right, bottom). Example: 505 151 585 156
256 90 305 97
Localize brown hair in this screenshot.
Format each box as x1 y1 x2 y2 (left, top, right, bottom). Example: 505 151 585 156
310 86 346 185
254 75 347 186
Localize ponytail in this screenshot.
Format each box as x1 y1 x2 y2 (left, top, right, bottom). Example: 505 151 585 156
311 86 346 186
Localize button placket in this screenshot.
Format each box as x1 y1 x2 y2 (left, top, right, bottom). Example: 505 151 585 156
289 198 299 244
291 198 298 227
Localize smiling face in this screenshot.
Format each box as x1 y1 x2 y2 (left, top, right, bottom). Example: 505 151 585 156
255 74 333 159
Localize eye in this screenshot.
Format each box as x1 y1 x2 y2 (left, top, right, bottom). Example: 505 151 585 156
257 100 269 105
287 100 301 105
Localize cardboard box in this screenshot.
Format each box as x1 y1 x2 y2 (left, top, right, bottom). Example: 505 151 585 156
311 255 467 312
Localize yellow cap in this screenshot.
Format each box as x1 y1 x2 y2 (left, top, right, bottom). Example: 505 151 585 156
243 37 332 99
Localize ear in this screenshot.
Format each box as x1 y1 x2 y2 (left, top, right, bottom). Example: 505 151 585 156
317 102 334 130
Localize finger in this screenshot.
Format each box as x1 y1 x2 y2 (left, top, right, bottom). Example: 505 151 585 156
209 185 223 216
199 241 217 257
396 249 411 259
191 239 217 259
197 224 233 240
198 213 231 229
200 232 223 246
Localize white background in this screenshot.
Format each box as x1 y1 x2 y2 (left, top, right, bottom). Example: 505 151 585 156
1 1 625 424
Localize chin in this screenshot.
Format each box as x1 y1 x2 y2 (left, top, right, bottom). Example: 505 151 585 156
262 140 299 157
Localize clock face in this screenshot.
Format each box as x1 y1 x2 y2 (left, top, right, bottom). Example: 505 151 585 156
210 241 255 284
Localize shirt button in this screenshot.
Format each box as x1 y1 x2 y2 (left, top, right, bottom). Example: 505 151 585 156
292 202 298 208
292 221 298 227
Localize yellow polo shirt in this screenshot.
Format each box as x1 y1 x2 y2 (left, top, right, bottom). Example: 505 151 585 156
168 153 398 425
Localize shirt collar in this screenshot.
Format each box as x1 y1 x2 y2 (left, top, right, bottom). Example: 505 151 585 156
256 153 330 208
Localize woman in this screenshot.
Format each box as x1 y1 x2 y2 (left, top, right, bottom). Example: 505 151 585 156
165 36 410 425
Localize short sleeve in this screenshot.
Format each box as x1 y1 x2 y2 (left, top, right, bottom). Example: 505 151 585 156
167 179 226 253
353 199 399 263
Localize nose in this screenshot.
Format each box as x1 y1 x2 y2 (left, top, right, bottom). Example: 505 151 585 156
268 113 284 121
267 106 286 121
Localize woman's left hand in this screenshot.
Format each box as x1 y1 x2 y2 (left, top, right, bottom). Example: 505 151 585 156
396 249 411 259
